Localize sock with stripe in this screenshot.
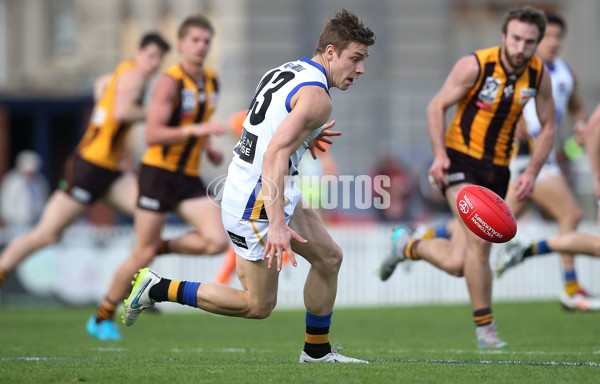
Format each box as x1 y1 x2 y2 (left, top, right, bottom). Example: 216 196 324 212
473 307 493 327
149 278 201 308
95 299 118 323
523 240 551 259
403 239 421 260
563 269 580 296
303 312 332 359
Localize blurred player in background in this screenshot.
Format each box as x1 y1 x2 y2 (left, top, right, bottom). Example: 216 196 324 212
123 9 375 363
407 14 597 311
379 6 556 348
589 102 600 205
87 15 229 340
500 13 596 310
495 101 600 310
0 32 170 285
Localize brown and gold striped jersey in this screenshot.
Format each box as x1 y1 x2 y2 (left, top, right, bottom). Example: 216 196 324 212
141 64 219 177
77 60 143 170
445 46 545 166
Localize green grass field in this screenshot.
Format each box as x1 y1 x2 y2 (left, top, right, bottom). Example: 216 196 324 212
1 301 599 383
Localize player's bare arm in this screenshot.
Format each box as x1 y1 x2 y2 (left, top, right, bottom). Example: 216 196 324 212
567 71 587 143
426 55 480 187
261 86 332 271
204 136 223 166
93 73 111 102
113 69 147 122
145 75 225 146
515 68 556 200
585 103 600 198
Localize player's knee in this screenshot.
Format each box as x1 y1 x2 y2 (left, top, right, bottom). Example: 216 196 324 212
331 244 343 271
566 207 582 228
245 299 277 319
133 244 158 265
317 243 343 273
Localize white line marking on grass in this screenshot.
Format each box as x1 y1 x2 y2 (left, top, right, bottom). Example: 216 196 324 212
387 348 600 356
91 347 127 352
387 358 600 368
3 356 600 367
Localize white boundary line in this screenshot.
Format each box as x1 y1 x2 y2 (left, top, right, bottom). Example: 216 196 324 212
2 356 600 367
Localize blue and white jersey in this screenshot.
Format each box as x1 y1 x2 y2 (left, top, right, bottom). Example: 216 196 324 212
221 57 329 220
521 57 574 147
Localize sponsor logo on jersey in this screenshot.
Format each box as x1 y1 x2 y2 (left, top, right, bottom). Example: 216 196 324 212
138 196 160 211
209 92 218 109
91 107 107 125
518 88 537 104
71 187 92 203
235 129 258 164
227 231 249 249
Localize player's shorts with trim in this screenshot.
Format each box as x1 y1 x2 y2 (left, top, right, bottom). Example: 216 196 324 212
509 155 561 183
442 148 510 198
137 164 208 212
60 153 122 204
221 208 291 261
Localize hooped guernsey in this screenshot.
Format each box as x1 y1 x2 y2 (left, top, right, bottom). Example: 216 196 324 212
77 60 142 171
445 46 545 167
221 57 329 220
142 64 219 177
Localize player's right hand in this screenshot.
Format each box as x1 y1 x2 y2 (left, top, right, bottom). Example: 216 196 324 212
193 122 227 136
428 155 450 189
262 222 305 271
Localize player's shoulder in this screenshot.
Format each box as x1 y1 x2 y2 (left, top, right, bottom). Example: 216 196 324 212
203 67 218 80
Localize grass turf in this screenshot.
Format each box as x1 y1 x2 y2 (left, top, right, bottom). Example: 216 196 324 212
1 301 599 383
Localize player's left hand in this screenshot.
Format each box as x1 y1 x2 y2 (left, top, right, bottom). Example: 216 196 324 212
308 120 341 159
513 172 535 201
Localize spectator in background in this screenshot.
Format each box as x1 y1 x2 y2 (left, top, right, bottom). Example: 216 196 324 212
0 150 49 228
370 154 416 223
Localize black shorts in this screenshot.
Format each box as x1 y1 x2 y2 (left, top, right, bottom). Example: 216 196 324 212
137 164 208 212
442 148 511 198
61 154 122 204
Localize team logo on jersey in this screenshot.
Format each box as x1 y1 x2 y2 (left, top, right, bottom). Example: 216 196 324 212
234 129 258 164
181 89 197 112
479 77 502 103
518 88 537 104
503 84 515 99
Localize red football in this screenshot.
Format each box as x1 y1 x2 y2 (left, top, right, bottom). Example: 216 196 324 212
456 185 517 243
